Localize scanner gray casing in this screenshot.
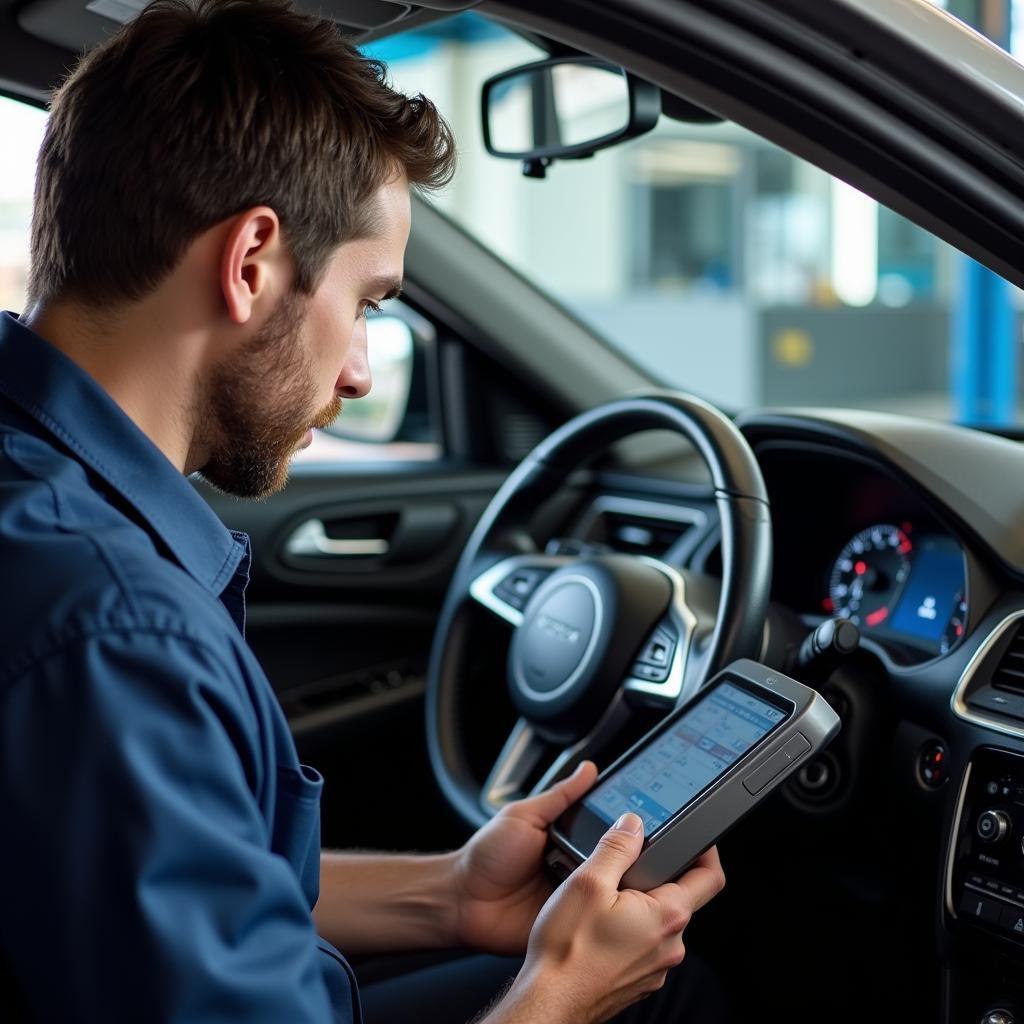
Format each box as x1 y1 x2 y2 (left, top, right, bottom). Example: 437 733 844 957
547 658 842 891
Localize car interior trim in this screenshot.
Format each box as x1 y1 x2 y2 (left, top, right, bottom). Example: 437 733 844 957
944 757 975 921
951 610 1024 741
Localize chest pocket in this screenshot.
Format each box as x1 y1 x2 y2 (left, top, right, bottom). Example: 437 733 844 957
272 763 324 908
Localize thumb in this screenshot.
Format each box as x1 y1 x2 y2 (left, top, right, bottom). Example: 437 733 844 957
585 812 644 887
509 760 598 827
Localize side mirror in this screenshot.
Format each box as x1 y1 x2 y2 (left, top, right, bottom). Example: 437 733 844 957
324 315 413 444
482 56 660 177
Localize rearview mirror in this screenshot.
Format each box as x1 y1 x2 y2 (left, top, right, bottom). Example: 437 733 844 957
482 57 660 176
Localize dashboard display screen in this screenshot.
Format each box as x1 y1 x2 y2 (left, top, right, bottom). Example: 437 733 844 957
826 524 966 655
583 681 788 837
889 540 964 643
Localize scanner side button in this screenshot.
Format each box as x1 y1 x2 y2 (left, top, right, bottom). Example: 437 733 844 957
742 733 811 795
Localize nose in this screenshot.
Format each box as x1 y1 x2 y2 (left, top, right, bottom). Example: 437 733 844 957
337 323 372 399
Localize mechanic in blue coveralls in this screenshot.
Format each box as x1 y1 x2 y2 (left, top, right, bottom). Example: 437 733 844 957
0 1 726 1020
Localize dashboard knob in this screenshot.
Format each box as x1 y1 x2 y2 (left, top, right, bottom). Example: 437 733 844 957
979 1011 1014 1024
977 810 1011 843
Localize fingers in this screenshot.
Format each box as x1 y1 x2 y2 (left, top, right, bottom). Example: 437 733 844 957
509 760 599 827
650 846 726 919
645 846 725 932
583 812 645 889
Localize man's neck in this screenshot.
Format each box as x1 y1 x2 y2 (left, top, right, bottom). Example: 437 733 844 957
23 300 206 474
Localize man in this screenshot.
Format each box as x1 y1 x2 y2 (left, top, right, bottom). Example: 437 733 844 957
0 1 726 1021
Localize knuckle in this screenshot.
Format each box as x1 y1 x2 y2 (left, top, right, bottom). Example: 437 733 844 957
656 939 685 972
569 867 602 900
598 831 635 858
665 909 691 935
665 942 687 970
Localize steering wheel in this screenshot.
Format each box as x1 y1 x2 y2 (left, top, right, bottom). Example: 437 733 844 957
426 393 772 829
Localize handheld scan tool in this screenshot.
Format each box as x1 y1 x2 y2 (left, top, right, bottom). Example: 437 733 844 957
547 659 841 891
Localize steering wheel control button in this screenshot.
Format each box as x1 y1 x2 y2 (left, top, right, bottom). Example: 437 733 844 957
631 662 670 683
742 733 811 795
978 810 1011 843
637 626 676 668
494 567 549 611
918 742 948 788
628 625 678 684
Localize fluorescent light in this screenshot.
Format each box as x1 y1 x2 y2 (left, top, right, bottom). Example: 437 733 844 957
85 0 148 24
830 179 877 306
631 141 740 184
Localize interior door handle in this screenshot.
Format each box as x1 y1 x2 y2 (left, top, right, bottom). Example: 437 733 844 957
284 519 390 558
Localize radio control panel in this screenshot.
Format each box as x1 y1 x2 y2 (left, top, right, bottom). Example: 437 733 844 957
949 747 1024 946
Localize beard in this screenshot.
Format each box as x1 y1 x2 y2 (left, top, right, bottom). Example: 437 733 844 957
198 291 341 499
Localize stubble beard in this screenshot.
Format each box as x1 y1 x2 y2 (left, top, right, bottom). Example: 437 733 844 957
199 292 342 499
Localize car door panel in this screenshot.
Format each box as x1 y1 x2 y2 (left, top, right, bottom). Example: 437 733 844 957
198 468 509 849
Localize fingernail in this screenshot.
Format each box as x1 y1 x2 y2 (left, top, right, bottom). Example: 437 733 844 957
614 812 643 835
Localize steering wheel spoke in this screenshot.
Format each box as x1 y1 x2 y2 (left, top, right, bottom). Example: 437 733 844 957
482 697 634 816
468 553 569 626
622 562 700 708
481 717 553 813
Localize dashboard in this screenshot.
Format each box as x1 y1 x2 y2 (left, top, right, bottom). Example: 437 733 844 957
577 436 974 666
548 407 1024 1020
754 442 969 664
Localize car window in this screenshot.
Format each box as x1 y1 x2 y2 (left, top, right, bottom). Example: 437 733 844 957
369 12 1024 429
0 96 45 313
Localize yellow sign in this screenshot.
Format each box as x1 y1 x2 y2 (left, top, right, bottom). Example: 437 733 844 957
772 329 814 368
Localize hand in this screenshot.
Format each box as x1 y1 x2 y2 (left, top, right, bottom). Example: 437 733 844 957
497 814 726 1024
451 760 599 955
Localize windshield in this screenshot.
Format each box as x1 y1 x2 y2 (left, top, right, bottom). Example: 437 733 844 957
368 13 1023 428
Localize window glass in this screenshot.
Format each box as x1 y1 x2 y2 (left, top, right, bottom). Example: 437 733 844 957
370 12 1023 427
0 96 45 312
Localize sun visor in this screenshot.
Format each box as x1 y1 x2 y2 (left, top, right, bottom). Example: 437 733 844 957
17 0 479 52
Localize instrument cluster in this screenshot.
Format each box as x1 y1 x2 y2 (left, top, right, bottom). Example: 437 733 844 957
755 443 969 664
824 522 966 656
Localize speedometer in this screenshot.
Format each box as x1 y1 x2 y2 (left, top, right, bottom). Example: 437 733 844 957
828 524 912 628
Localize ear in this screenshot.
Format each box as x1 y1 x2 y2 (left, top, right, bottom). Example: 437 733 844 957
219 206 285 325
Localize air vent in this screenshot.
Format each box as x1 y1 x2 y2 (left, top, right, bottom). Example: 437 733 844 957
599 511 691 557
578 497 707 560
993 624 1024 696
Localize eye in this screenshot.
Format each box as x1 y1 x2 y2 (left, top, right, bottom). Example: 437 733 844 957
356 300 383 322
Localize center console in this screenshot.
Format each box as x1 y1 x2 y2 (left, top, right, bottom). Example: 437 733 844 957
945 747 1024 1023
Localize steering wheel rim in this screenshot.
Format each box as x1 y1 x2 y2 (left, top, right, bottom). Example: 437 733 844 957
426 392 772 829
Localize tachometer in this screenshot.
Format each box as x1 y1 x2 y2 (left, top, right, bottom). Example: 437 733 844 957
828 524 912 628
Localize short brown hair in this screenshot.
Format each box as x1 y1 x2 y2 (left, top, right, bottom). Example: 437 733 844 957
28 0 456 309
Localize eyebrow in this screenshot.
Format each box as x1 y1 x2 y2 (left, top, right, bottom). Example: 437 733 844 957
367 275 403 302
